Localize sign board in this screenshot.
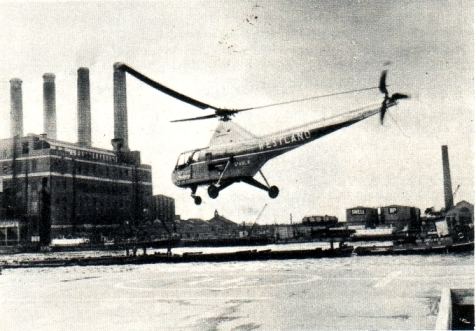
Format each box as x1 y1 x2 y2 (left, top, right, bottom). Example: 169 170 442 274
31 236 40 242
351 209 365 215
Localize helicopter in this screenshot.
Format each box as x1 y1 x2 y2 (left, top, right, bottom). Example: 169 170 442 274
115 63 409 205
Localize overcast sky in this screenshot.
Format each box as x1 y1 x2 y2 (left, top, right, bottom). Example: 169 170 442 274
0 1 473 223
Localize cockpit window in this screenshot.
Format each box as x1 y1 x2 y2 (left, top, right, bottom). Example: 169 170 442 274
177 153 187 168
176 150 200 169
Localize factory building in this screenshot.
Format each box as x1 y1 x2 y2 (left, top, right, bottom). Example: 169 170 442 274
345 207 379 228
274 225 296 241
446 201 474 224
0 66 153 244
149 194 175 224
302 215 338 228
444 201 474 240
175 211 239 240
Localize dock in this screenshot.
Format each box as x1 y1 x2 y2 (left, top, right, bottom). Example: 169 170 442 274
435 288 474 330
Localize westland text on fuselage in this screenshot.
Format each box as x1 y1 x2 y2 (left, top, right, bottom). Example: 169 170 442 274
259 131 312 151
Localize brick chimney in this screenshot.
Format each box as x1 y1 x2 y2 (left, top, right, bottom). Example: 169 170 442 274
10 78 23 138
43 73 57 139
77 67 92 146
441 145 454 210
113 62 129 151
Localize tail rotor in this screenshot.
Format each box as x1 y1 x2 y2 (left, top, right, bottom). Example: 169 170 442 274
378 70 409 124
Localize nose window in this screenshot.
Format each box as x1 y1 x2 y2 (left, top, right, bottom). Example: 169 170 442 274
176 150 199 170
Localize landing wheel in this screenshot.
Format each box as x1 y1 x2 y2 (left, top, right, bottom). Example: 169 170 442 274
193 196 202 205
207 185 219 199
268 186 279 199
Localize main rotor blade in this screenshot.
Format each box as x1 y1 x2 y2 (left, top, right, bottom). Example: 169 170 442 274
232 85 382 112
114 62 219 110
170 113 218 123
115 62 392 120
379 70 388 95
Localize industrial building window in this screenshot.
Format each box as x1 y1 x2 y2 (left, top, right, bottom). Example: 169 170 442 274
22 142 29 154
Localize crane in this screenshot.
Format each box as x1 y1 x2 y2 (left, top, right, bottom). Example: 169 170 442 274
248 203 268 237
453 184 461 199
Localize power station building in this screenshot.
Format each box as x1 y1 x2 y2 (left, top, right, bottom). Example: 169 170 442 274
0 134 152 238
0 67 153 243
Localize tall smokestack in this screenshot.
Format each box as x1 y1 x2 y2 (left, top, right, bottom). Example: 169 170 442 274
441 145 454 210
113 62 128 151
10 78 23 138
77 67 91 146
43 73 57 139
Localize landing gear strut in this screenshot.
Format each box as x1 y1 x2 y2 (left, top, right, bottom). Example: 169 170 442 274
190 186 202 205
241 170 280 199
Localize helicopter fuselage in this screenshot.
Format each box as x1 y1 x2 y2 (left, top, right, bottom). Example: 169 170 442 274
172 102 395 200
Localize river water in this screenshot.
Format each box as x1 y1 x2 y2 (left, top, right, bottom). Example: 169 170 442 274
0 243 473 331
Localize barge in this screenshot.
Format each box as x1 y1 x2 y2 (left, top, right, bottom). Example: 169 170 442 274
1 245 354 269
354 241 474 256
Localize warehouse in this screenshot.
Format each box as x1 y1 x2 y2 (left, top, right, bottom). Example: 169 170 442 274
150 194 175 224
